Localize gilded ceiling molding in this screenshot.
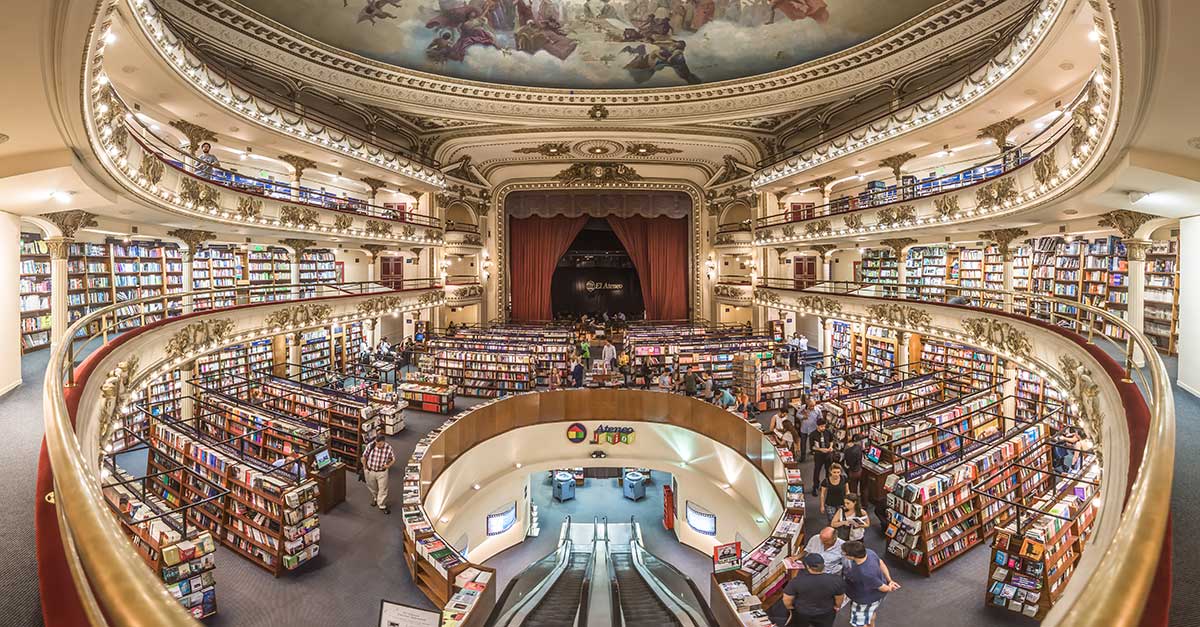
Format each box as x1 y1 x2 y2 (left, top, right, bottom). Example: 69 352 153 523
40 210 97 239
360 177 390 197
976 117 1026 148
553 163 643 186
627 143 683 157
168 120 217 155
155 0 1022 117
512 142 571 157
361 244 389 257
164 319 235 360
878 152 917 180
166 228 216 261
978 228 1029 261
1098 209 1156 239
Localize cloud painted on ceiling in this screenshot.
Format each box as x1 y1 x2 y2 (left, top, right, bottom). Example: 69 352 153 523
233 0 942 90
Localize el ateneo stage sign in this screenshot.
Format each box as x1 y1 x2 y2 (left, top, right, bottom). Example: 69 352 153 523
585 280 624 292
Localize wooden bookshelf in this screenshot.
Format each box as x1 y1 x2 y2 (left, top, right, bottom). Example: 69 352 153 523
1144 237 1179 354
398 373 457 414
192 246 240 310
920 339 1004 396
19 234 52 352
428 348 536 397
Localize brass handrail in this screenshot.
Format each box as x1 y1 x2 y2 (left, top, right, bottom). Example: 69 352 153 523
755 278 1174 626
41 280 444 625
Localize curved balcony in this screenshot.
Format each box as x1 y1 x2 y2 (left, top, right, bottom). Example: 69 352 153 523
751 277 1173 626
754 76 1107 245
89 85 445 244
711 281 753 306
444 222 484 254
711 223 753 252
752 0 1071 188
122 0 444 189
445 278 484 306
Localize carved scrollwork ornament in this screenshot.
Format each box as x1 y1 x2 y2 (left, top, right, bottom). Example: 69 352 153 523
333 214 353 230
46 237 71 260
402 224 417 238
804 220 832 237
41 210 98 239
866 303 930 328
713 284 749 299
975 177 1018 211
1033 151 1058 187
554 162 642 186
811 244 837 257
448 284 484 301
361 244 388 258
934 195 960 218
879 237 917 258
179 178 220 212
1098 210 1156 239
843 213 863 230
169 120 217 155
264 303 332 329
98 357 139 451
1123 240 1151 262
781 224 796 238
961 318 1032 358
365 220 393 237
279 205 320 228
279 238 317 255
164 319 235 360
357 295 407 316
794 295 841 315
166 228 216 261
877 205 916 227
137 156 164 185
753 288 781 305
1058 355 1103 452
236 196 263 220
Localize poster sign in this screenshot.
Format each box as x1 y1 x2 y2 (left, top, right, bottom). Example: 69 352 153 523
378 600 439 627
714 541 742 573
591 424 635 444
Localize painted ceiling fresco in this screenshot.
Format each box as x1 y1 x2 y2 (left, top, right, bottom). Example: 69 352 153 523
233 0 943 90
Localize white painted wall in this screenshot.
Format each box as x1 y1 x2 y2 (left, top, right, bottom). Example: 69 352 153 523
333 248 369 283
1178 217 1200 396
830 249 861 281
0 212 22 396
444 304 481 326
422 420 783 565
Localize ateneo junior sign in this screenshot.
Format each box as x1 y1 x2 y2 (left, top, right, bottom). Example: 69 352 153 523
565 423 636 445
585 280 624 293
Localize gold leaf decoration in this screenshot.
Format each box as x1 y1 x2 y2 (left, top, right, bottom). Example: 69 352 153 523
264 303 331 329
164 319 235 360
236 196 262 220
961 318 1031 357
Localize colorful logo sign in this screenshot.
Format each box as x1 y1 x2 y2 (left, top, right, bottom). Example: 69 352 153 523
590 425 635 445
566 423 588 443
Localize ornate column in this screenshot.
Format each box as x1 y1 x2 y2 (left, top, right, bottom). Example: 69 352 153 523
1098 210 1157 367
278 155 318 201
812 245 836 282
881 238 917 293
360 177 389 206
806 176 836 206
169 120 217 157
363 318 380 349
878 153 917 198
280 238 315 298
41 211 97 349
167 229 216 314
822 318 833 359
287 332 301 377
980 228 1028 312
977 117 1026 157
897 331 911 368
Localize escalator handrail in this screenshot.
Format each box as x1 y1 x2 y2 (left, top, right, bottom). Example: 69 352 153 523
576 519 603 627
489 516 574 627
629 521 718 627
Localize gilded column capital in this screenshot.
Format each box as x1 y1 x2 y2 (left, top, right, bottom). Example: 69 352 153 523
1099 210 1156 239
978 228 1029 261
879 237 918 258
46 236 73 260
168 120 217 155
360 177 390 198
166 228 217 262
40 210 97 239
362 244 389 258
878 152 918 180
278 155 319 179
279 238 317 255
977 117 1026 148
1123 239 1152 262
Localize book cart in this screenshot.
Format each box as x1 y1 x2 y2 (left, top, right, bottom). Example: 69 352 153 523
396 372 457 414
142 402 326 577
401 409 499 626
101 427 227 619
984 449 1100 619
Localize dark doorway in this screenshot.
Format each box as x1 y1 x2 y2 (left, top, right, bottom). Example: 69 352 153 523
551 218 644 318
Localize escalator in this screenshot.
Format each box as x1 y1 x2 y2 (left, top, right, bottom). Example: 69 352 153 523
611 549 680 627
522 549 592 625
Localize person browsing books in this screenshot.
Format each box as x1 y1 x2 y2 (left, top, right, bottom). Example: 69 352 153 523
361 434 396 514
797 396 821 463
831 494 870 541
803 527 848 575
841 540 901 627
819 463 848 523
810 419 835 495
782 553 846 627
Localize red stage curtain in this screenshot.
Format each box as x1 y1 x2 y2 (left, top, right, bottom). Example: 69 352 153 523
509 215 589 321
607 216 689 320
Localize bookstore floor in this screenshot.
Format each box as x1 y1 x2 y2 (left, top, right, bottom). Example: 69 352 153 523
4 353 1197 626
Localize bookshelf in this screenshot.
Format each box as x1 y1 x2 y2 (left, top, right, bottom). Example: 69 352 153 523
19 234 52 352
299 249 337 298
247 246 290 303
920 339 1003 396
250 375 387 471
1144 237 1179 354
398 372 457 414
192 247 241 310
883 421 1048 576
427 349 536 397
67 241 113 338
985 458 1099 619
861 248 899 291
102 462 222 619
295 329 333 375
1081 236 1127 338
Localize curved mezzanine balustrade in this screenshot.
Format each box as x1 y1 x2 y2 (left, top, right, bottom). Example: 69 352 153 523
40 279 445 626
752 277 1174 627
119 0 444 189
751 0 1075 189
753 74 1108 245
89 85 445 244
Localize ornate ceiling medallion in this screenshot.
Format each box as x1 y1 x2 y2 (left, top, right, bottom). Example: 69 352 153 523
627 143 683 157
572 140 625 158
513 142 572 157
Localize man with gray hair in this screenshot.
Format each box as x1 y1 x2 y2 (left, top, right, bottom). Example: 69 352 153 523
802 527 848 575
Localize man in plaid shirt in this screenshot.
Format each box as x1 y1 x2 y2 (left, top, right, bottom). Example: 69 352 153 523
361 434 396 514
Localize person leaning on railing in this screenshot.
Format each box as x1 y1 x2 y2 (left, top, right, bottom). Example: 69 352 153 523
194 142 219 179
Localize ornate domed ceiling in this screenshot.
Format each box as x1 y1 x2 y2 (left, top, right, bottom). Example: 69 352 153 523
231 0 943 90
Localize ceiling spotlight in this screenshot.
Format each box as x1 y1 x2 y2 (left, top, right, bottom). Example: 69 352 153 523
472 483 481 490
1087 28 1101 42
1128 191 1148 205
50 190 75 204
103 31 117 44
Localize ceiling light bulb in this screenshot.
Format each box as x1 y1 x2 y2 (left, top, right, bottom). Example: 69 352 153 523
472 484 481 490
1087 28 1100 42
51 191 74 204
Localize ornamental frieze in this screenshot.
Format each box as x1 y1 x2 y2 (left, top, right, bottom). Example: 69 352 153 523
865 304 930 329
934 195 960 218
164 319 235 360
961 317 1031 358
843 214 863 230
554 162 642 186
974 177 1017 212
98 357 139 450
713 284 750 300
877 205 916 227
137 157 165 185
179 178 220 212
279 205 320 228
264 304 332 329
237 196 263 220
447 285 484 302
333 214 353 230
365 220 393 237
794 295 842 316
804 220 832 237
1059 355 1103 451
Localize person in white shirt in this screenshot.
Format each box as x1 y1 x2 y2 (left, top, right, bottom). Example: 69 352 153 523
601 340 618 370
377 337 392 356
804 527 849 575
798 334 809 352
788 333 802 368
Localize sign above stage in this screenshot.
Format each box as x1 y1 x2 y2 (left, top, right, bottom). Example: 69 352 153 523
585 280 624 293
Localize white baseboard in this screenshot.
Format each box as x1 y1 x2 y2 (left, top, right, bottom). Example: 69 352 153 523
1177 380 1200 399
0 378 22 398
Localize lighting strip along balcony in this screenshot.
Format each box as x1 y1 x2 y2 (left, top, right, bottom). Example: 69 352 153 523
124 0 444 190
754 67 1112 245
752 0 1068 189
